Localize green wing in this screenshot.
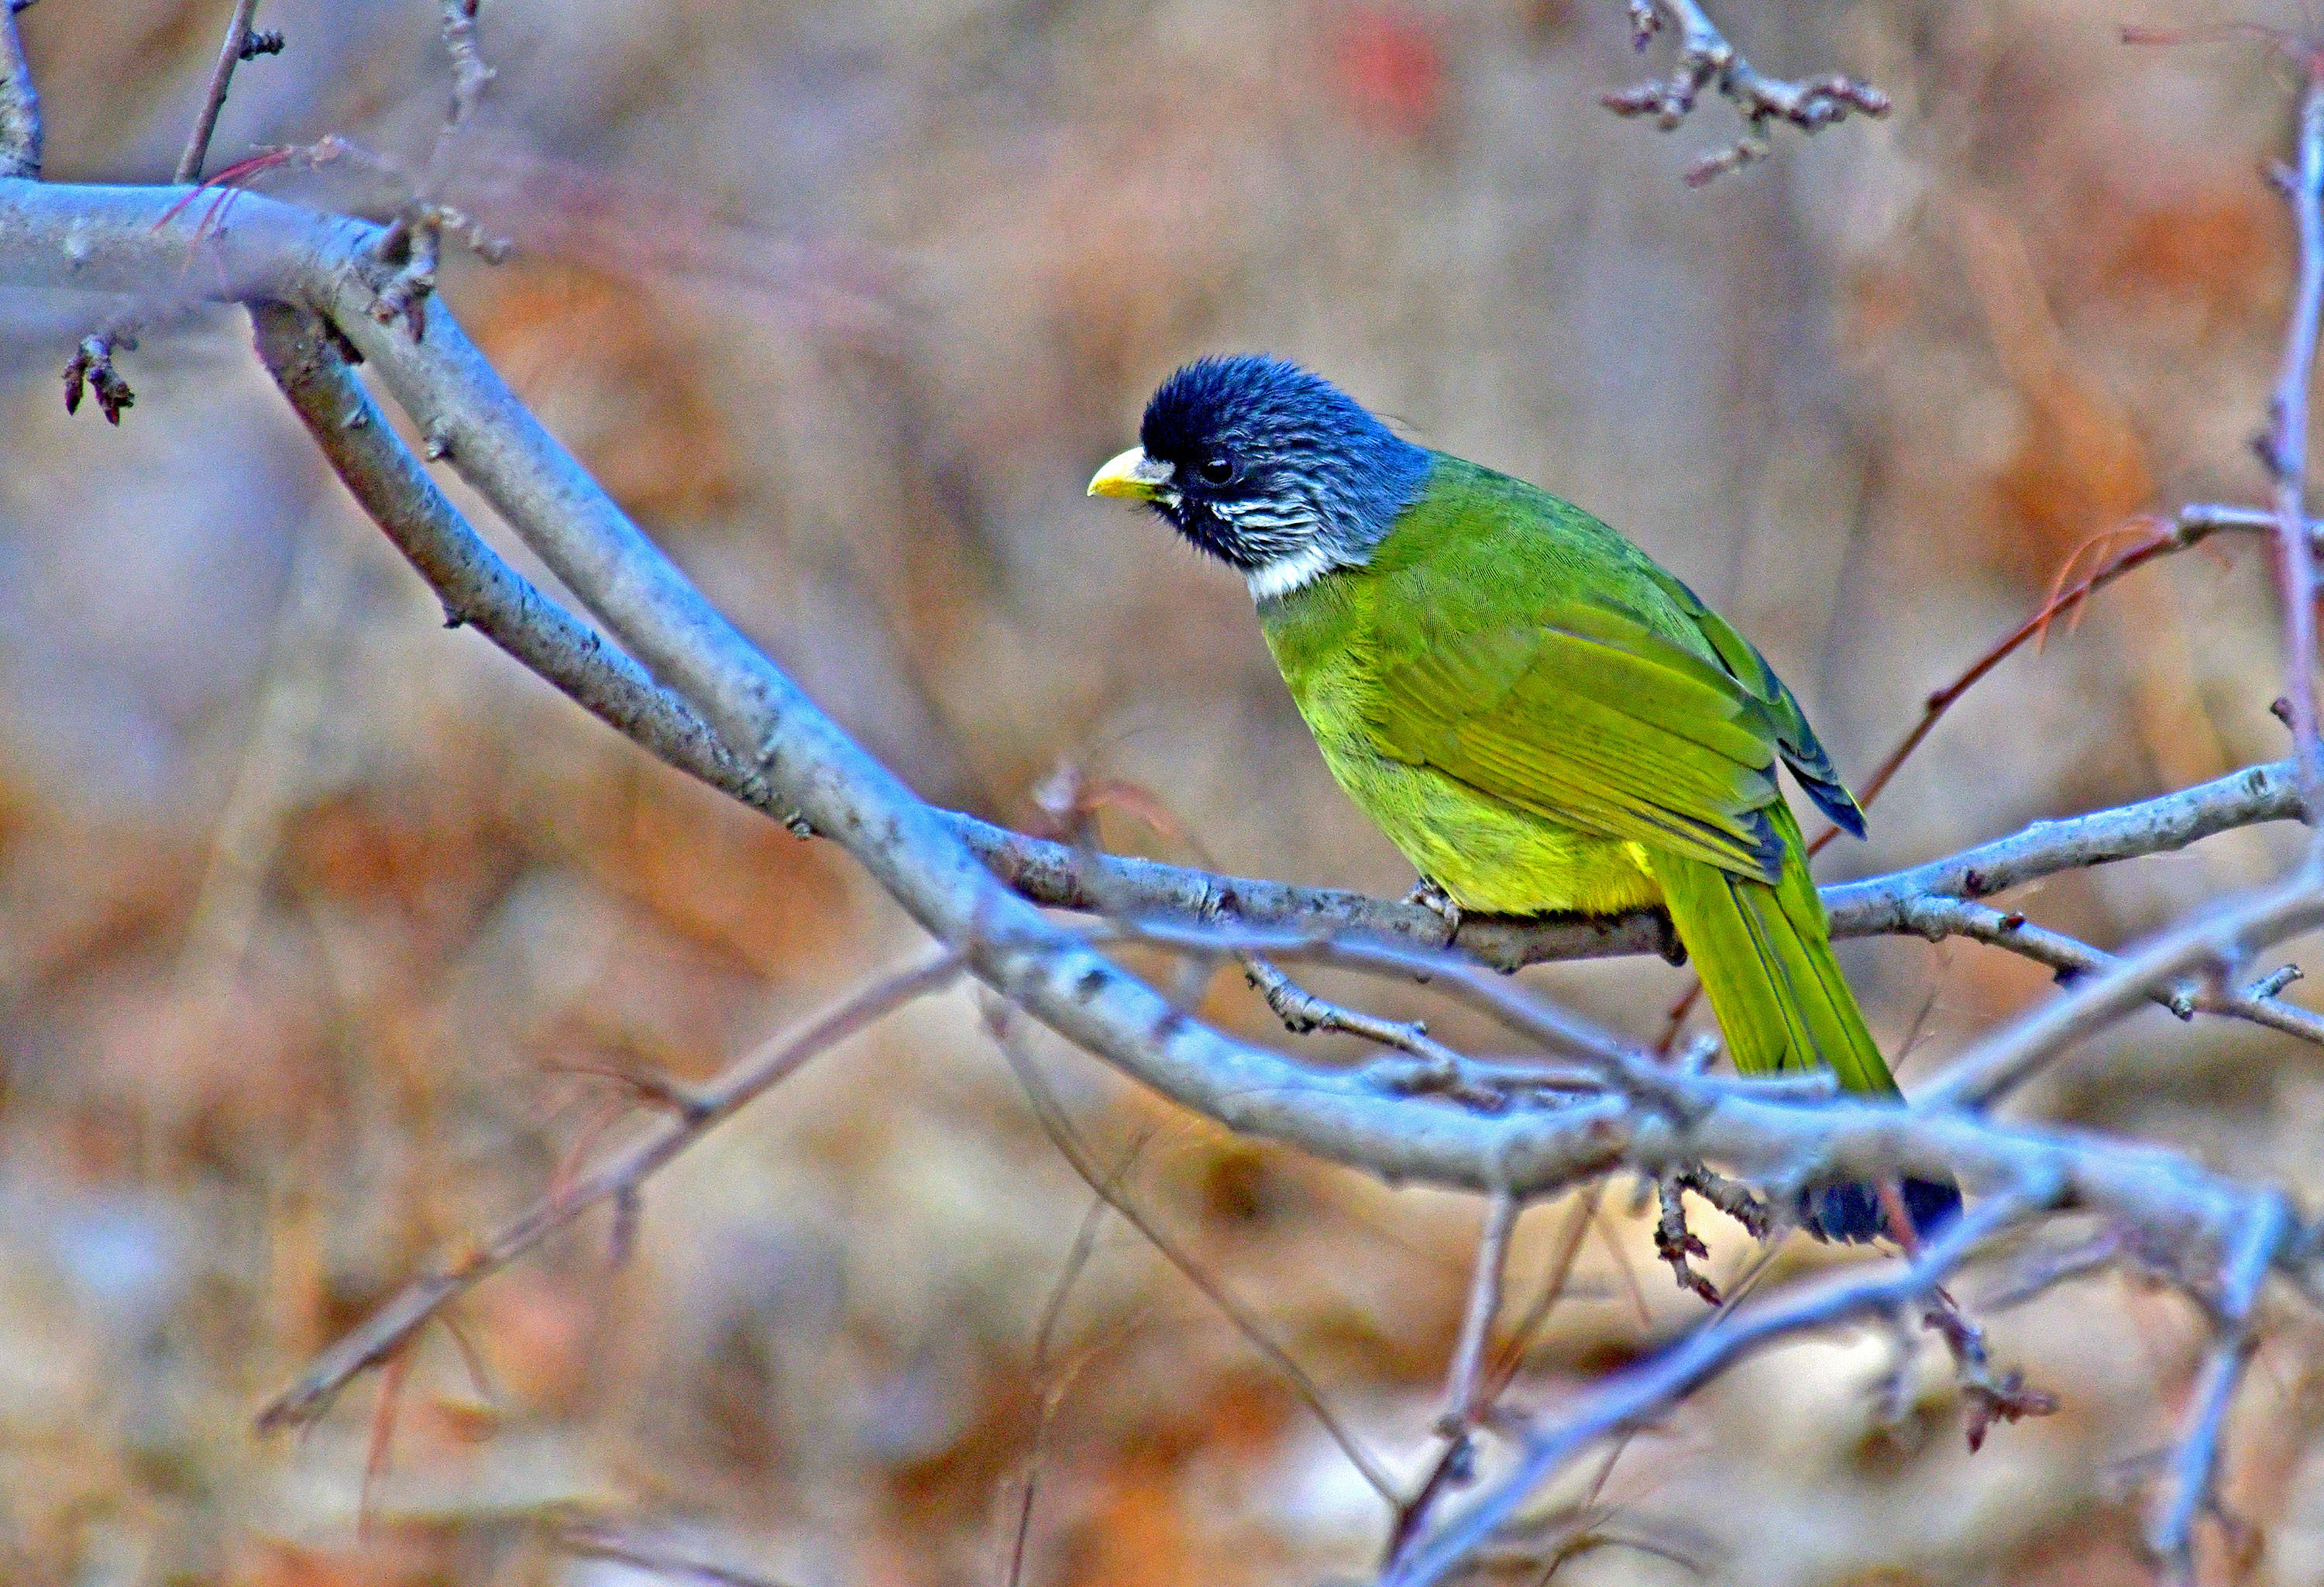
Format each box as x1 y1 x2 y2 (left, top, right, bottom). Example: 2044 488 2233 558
1363 595 1793 882
1630 563 1866 837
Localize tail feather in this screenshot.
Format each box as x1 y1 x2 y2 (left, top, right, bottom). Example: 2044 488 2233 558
1657 804 1960 1242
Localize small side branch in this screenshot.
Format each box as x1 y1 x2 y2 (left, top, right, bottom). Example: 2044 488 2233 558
1602 0 1888 184
1922 873 2324 1110
176 0 267 184
1889 894 2324 1046
1438 1189 1520 1432
1831 505 2294 830
438 0 493 130
992 1011 1403 1506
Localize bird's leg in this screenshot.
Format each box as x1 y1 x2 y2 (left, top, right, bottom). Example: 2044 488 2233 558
1405 876 1463 940
1653 1178 1721 1306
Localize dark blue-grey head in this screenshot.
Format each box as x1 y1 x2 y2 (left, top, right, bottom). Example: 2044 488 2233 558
1088 355 1432 599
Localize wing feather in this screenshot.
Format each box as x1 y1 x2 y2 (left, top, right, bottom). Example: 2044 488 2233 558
1367 599 1791 883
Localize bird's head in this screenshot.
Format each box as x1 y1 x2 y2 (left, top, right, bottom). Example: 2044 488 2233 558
1088 355 1432 601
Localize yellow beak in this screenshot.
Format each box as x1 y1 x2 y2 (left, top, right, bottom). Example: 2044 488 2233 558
1088 446 1176 501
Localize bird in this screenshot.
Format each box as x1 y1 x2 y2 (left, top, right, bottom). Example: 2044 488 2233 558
1088 353 1958 1243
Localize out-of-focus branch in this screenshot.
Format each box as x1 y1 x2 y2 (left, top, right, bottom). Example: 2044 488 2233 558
992 1012 1402 1504
1436 1189 1519 1430
0 2 36 179
253 945 963 1432
2263 73 2324 818
176 0 266 184
1601 0 1889 184
2149 1193 2290 1585
436 0 493 136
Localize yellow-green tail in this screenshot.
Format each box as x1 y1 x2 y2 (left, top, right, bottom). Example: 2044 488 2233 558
1655 804 1896 1095
1656 804 1958 1241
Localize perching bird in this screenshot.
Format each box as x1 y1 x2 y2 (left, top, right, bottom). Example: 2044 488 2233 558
1089 354 1958 1242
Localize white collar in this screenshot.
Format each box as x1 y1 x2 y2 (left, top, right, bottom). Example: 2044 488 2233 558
1245 543 1341 602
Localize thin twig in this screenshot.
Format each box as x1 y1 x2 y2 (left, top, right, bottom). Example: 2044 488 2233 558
1387 1189 1604 1572
1009 1134 1143 1587
1439 1188 1521 1433
1887 893 2324 1045
1920 873 2324 1110
1241 953 1522 1104
176 0 265 185
1488 1189 1601 1399
436 0 493 138
1979 1227 2126 1311
254 950 961 1432
1819 504 2295 847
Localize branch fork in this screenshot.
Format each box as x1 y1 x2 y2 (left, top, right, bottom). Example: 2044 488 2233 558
1603 0 1889 184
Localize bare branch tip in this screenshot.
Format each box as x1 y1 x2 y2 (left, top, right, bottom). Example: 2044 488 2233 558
62 336 136 425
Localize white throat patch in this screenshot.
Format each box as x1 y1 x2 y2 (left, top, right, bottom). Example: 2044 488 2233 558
1245 543 1340 603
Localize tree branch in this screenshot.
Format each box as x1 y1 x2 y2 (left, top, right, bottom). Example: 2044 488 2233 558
0 1 36 180
2264 72 2324 820
175 0 266 185
1920 873 2324 1110
1884 893 2323 1044
2150 1192 2290 1582
1383 1186 2047 1587
1602 0 1889 184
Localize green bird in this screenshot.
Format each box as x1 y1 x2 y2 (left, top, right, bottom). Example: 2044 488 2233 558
1090 355 1956 1241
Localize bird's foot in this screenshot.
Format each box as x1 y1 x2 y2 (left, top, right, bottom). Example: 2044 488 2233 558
1404 876 1463 940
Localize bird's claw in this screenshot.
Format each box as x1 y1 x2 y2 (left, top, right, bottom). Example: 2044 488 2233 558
1405 877 1463 938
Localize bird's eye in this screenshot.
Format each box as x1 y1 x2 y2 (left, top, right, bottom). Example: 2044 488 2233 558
1198 455 1236 486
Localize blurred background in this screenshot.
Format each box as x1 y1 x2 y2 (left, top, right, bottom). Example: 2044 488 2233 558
5 0 2324 1582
